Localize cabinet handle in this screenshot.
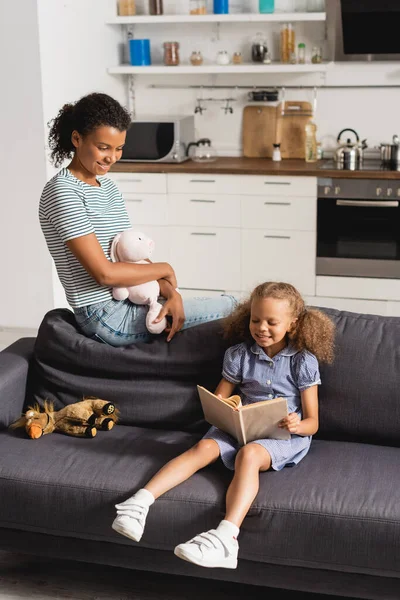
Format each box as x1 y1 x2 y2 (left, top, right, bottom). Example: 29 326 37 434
336 199 399 208
264 181 291 186
264 235 291 240
190 199 216 203
191 232 217 236
117 178 143 183
189 179 216 183
263 201 291 206
127 199 143 203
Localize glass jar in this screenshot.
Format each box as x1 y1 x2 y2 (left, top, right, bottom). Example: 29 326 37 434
118 0 136 15
190 51 204 66
298 42 306 63
163 42 180 66
149 0 163 15
252 32 268 63
216 50 230 65
232 52 242 64
311 45 322 63
190 0 207 15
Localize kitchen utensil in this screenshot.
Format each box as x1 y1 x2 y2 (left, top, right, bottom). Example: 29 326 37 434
276 101 313 159
242 105 277 158
186 138 217 162
247 88 279 102
379 135 400 167
335 128 367 170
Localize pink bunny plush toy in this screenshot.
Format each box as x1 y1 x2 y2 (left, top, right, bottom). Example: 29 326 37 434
110 229 167 335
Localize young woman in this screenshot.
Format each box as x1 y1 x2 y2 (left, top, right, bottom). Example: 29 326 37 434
112 281 335 569
39 93 236 345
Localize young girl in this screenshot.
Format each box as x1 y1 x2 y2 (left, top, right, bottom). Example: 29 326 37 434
39 92 236 346
112 281 335 569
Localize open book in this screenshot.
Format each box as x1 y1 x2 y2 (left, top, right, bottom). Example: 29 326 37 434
197 385 290 446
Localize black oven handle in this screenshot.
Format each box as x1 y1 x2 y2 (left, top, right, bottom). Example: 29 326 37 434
336 199 399 208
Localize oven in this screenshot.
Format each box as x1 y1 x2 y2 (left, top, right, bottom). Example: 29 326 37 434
317 178 400 279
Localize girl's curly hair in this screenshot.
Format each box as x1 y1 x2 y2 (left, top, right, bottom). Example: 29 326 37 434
48 92 131 167
223 282 335 364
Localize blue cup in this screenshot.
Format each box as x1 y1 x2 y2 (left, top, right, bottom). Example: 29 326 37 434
129 39 151 66
213 0 229 14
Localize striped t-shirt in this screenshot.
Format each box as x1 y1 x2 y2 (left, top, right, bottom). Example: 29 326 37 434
39 168 131 308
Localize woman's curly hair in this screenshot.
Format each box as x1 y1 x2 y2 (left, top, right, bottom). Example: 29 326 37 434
223 282 335 364
48 92 131 167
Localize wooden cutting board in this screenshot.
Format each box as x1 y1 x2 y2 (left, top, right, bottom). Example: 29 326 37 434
276 101 313 159
242 105 278 158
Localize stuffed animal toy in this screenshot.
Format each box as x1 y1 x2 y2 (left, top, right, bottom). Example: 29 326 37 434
10 397 119 439
110 229 167 335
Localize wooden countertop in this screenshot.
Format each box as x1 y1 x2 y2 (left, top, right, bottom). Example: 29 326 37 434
110 157 400 180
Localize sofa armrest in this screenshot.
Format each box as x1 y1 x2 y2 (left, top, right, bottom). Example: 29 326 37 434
0 337 36 429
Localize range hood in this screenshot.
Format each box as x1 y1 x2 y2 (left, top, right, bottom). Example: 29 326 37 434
327 0 400 61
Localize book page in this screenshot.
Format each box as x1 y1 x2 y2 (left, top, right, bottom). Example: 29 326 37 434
239 398 290 444
197 386 244 444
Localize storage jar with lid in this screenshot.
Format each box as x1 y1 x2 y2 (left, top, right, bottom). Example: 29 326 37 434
149 0 163 15
118 0 136 16
163 42 180 66
190 0 207 14
190 51 203 66
216 50 230 65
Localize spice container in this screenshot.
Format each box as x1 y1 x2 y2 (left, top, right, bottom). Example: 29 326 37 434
149 0 163 15
272 143 282 161
190 51 203 66
311 46 322 63
190 0 207 14
163 42 180 66
216 50 230 65
232 52 242 64
298 42 306 64
118 0 136 15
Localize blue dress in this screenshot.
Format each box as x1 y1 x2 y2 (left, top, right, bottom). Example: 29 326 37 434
203 342 321 471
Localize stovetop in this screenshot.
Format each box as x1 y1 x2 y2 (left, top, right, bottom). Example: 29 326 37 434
319 160 400 172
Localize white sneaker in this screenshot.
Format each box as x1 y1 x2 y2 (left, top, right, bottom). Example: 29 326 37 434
112 503 149 542
174 529 238 569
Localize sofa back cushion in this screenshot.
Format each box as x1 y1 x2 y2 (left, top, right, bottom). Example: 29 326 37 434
29 307 400 445
28 309 230 433
316 308 400 446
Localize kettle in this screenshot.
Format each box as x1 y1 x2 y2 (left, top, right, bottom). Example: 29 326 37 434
187 138 217 163
335 128 367 170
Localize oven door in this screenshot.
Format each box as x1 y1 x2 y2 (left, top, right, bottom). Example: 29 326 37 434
317 196 400 278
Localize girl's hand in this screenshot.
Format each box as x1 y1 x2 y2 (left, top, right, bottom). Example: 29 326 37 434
154 291 185 342
279 412 301 433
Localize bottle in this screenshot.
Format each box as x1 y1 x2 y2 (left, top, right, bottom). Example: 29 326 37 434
149 0 163 15
272 143 282 161
298 42 306 64
118 0 136 15
280 24 289 63
259 0 274 13
305 121 318 163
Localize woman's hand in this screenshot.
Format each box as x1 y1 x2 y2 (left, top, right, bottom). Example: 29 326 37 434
154 289 185 342
279 412 301 434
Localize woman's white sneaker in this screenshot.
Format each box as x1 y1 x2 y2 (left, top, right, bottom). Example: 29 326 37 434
174 529 238 569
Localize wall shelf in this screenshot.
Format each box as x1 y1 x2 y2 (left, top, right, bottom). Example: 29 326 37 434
108 62 332 75
106 13 326 25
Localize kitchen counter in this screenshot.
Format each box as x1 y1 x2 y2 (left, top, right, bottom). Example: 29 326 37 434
110 158 400 180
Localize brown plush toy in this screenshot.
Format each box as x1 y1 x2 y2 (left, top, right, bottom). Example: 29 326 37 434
10 397 119 439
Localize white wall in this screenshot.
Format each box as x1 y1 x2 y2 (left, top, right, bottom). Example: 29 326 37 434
0 0 54 329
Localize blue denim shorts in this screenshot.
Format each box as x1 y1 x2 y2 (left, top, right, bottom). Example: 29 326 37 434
73 294 238 346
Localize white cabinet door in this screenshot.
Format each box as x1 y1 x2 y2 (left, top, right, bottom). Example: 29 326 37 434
108 172 167 194
168 174 241 195
241 229 316 296
125 193 168 226
170 227 241 291
241 195 316 232
169 194 241 228
241 176 316 197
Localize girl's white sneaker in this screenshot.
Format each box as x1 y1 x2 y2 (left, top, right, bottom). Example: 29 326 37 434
112 503 149 542
174 529 238 569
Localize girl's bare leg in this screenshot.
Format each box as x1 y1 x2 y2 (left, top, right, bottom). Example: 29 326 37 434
145 439 220 499
225 443 271 528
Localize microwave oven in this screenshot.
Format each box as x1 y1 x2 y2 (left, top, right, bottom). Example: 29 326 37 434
119 115 195 163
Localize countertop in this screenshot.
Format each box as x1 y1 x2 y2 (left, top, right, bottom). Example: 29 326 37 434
110 158 400 180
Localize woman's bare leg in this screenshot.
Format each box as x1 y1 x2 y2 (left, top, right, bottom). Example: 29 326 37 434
145 439 220 499
225 443 271 527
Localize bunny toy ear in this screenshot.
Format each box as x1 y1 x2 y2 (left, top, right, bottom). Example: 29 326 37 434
110 232 123 263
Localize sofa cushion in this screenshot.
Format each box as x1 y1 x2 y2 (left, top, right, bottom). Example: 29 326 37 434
1 427 399 578
316 309 400 446
28 308 230 433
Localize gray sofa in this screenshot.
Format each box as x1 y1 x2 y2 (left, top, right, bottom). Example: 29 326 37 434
0 307 399 599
